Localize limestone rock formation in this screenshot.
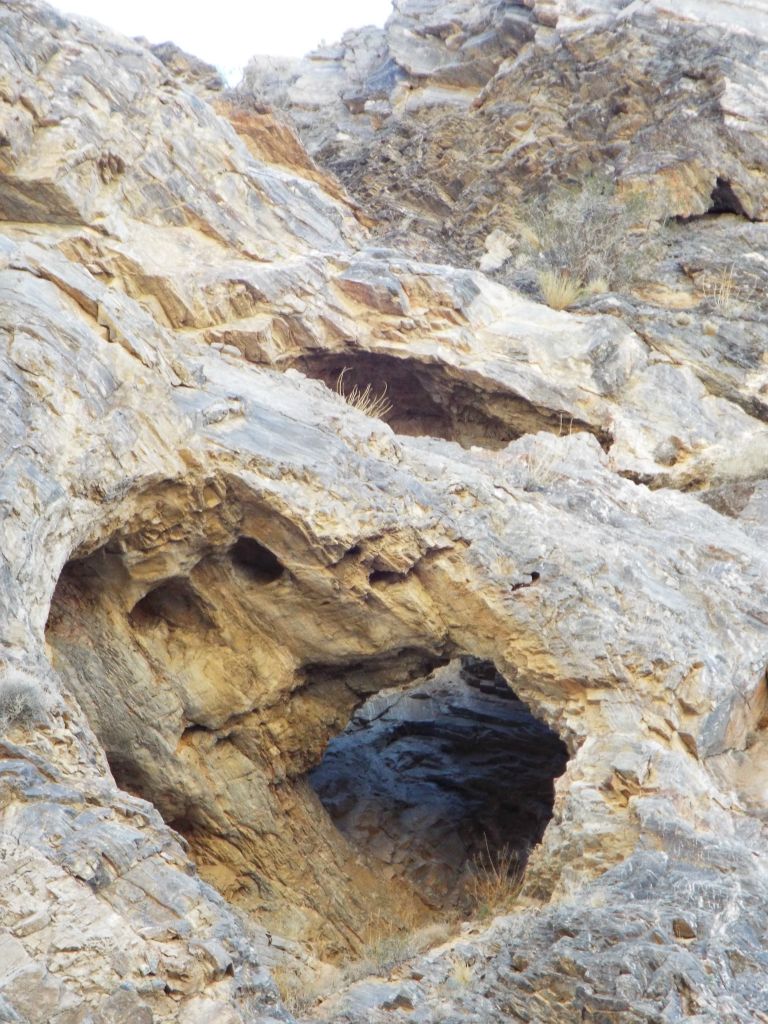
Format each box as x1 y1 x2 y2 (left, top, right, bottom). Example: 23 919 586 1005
1 1 768 1022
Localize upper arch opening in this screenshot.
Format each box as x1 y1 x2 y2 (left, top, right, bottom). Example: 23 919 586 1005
292 350 598 450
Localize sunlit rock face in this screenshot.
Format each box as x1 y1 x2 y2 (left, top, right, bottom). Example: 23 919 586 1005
1 1 768 1023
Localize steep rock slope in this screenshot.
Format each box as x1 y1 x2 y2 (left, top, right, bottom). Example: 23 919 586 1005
0 2 767 1024
243 0 768 261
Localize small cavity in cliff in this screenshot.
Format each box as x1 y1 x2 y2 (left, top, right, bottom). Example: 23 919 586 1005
293 351 594 451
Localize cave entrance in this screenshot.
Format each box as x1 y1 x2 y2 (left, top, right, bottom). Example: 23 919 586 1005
291 350 582 450
310 656 569 915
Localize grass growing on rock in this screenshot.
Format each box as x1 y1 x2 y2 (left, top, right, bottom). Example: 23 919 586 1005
463 838 526 919
335 366 392 419
537 269 583 310
339 912 455 985
0 675 46 734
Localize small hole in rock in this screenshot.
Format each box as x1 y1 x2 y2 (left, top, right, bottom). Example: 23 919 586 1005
129 578 215 631
709 177 748 217
230 536 284 583
369 569 409 585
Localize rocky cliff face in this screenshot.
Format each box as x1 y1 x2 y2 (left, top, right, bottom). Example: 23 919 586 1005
243 0 768 261
2 1 768 1022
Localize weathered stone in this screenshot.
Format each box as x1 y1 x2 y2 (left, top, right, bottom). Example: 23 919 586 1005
244 0 768 264
1 1 768 1022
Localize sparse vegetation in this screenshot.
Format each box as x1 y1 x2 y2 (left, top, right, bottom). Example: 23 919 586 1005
706 263 736 313
0 674 46 734
271 966 326 1017
517 175 657 306
335 366 392 419
582 276 611 297
519 437 564 491
699 263 761 316
537 269 584 310
464 837 526 919
449 956 474 987
359 909 422 973
340 912 454 984
331 841 526 997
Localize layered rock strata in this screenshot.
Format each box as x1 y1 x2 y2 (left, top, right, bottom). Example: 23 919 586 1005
0 1 767 1023
243 0 768 262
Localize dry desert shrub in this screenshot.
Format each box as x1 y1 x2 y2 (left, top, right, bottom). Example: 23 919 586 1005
359 909 421 973
335 366 392 419
464 837 526 918
0 674 46 734
519 175 657 306
342 912 454 983
271 966 326 1017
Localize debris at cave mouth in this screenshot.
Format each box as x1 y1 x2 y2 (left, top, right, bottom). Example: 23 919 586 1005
310 656 569 911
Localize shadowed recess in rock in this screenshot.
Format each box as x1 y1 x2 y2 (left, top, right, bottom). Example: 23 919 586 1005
129 577 216 631
709 178 750 218
229 535 285 583
45 520 569 952
292 350 599 450
310 656 569 912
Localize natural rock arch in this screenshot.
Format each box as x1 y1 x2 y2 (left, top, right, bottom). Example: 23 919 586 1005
44 476 571 958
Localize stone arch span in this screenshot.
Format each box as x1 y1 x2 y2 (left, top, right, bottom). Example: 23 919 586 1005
44 473 571 960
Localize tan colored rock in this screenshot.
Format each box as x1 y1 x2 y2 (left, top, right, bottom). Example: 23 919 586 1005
1 2 768 1024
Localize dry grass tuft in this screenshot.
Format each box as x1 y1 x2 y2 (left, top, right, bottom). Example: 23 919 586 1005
704 263 739 314
464 837 526 918
700 263 761 316
271 966 326 1017
450 957 474 987
0 675 46 734
583 276 610 297
336 367 392 419
537 269 583 310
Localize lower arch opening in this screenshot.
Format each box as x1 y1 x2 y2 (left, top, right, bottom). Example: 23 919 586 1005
311 656 568 917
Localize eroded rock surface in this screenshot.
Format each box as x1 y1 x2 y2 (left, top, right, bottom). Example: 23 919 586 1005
0 1 768 1023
